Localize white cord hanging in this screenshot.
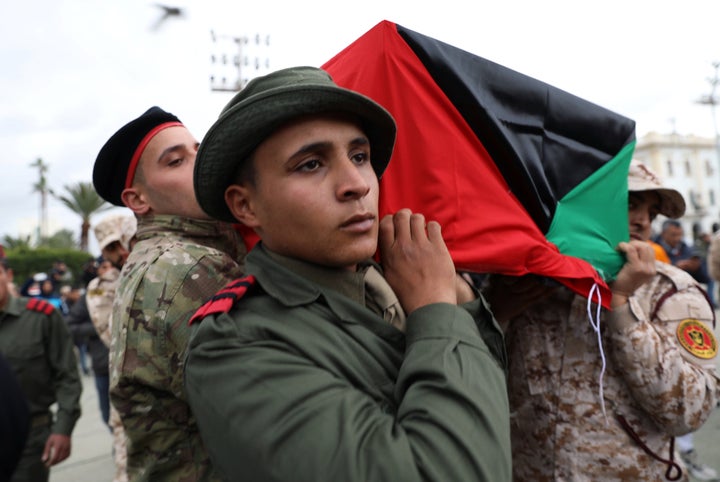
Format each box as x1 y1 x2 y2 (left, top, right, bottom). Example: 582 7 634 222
586 283 608 424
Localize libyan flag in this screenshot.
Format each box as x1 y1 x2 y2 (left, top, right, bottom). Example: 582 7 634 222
322 20 636 308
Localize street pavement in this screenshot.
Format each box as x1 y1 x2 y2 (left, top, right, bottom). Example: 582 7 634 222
47 323 720 482
693 405 720 482
50 372 115 482
688 316 720 482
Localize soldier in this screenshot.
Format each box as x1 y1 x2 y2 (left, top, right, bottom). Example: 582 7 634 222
0 256 82 482
92 107 245 481
87 213 137 347
185 66 511 481
487 159 719 481
86 213 137 482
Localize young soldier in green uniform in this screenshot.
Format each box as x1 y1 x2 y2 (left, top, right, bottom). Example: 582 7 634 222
92 107 245 481
0 257 81 482
186 66 511 481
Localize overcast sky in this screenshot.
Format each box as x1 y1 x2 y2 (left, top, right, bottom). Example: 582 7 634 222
3 0 720 254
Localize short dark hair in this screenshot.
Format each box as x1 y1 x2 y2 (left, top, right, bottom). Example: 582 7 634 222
662 219 682 231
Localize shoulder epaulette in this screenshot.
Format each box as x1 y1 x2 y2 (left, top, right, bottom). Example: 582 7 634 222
652 263 717 328
189 275 257 325
26 298 55 315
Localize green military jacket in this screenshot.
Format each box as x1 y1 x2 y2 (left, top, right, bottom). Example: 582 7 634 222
185 244 511 481
0 296 81 435
110 215 245 482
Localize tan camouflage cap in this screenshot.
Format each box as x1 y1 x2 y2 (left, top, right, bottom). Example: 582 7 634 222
120 215 137 249
628 159 685 219
94 214 136 251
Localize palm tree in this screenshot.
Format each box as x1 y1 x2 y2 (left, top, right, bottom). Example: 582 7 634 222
39 229 77 249
2 234 32 250
54 182 113 252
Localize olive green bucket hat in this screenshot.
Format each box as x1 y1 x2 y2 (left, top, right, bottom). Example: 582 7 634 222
194 66 397 223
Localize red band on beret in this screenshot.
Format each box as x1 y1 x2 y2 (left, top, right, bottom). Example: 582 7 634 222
124 121 184 189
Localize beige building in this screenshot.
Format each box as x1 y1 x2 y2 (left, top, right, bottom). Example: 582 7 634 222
634 132 720 240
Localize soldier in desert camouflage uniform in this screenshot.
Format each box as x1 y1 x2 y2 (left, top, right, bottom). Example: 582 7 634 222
88 213 136 347
87 213 137 482
487 160 719 481
92 107 245 481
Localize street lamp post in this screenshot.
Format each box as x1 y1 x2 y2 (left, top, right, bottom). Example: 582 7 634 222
696 61 720 166
209 31 271 92
30 157 50 243
696 61 720 230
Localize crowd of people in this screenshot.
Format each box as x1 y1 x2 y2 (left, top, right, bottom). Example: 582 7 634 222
1 65 719 482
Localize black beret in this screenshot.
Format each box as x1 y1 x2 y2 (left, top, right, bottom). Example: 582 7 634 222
93 106 182 206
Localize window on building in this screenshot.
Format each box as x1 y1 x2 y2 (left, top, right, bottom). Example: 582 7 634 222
685 159 691 176
666 159 673 176
706 159 714 176
688 189 705 211
710 189 716 206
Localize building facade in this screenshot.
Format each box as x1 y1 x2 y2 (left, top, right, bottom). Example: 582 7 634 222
634 132 720 240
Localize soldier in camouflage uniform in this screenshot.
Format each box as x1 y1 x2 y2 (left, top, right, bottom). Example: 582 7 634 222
88 213 136 347
488 160 719 481
92 107 245 481
0 257 81 482
87 213 137 482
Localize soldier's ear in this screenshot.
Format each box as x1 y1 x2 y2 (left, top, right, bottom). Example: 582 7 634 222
121 187 151 216
225 184 260 228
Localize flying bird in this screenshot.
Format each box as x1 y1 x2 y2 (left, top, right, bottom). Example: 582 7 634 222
150 3 185 31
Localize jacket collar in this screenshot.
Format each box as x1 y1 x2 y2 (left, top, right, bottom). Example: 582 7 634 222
0 296 24 319
135 214 246 262
246 244 404 344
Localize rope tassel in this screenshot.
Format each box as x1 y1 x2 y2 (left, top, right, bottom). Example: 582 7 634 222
586 283 608 423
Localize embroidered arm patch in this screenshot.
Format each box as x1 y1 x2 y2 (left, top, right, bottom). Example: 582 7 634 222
676 319 718 360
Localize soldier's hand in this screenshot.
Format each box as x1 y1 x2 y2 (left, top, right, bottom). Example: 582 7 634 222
379 209 456 314
42 433 71 467
610 240 656 307
676 257 701 273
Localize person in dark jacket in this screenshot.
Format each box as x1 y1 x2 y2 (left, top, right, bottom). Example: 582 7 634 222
0 351 30 481
185 66 511 481
65 289 110 427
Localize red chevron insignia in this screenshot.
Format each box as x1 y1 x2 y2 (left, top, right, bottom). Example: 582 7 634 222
189 275 257 325
26 298 54 315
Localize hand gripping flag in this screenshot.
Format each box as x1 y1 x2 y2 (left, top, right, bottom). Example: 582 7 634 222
323 20 636 308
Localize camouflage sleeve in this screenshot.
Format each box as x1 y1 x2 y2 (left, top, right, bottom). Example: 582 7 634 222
111 248 241 479
134 251 241 400
168 254 242 398
86 274 119 348
606 288 719 435
47 309 82 435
